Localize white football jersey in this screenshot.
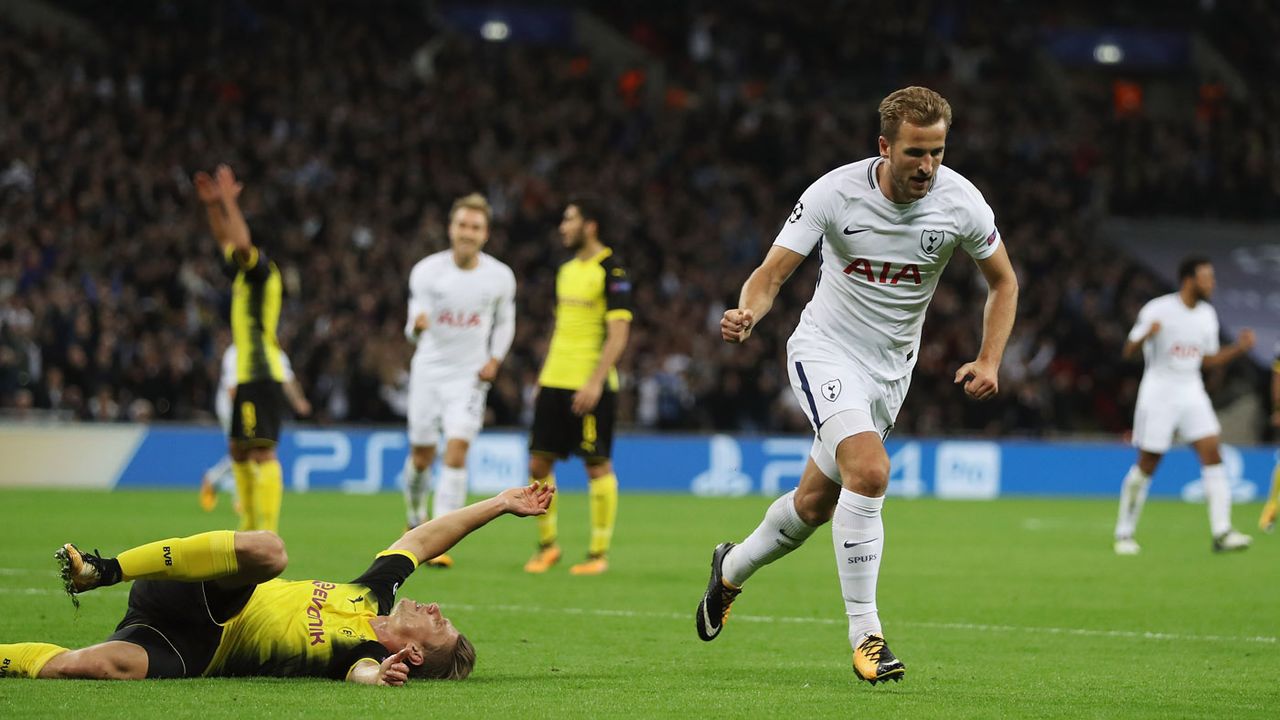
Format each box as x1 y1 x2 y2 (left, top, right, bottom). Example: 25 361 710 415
774 157 1001 381
405 251 516 380
1128 293 1220 385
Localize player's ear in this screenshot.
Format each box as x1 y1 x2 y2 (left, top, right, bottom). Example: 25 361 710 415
878 135 890 158
405 643 425 667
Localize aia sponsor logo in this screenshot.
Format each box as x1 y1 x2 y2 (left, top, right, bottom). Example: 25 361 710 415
1170 343 1202 359
843 259 922 285
437 310 482 328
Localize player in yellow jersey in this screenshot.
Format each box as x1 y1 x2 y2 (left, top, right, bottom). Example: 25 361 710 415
524 195 632 576
1260 343 1280 533
0 484 553 683
195 165 289 533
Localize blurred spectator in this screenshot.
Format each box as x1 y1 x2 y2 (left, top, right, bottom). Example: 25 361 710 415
0 0 1270 436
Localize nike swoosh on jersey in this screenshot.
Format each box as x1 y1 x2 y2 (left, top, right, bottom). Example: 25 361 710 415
843 226 870 235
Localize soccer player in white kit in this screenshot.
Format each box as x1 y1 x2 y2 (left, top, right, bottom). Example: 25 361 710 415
694 87 1019 684
199 344 311 513
403 193 516 568
1113 257 1256 555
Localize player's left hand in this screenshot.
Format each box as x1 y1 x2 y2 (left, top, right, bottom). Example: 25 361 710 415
954 360 999 400
293 398 313 418
213 164 243 201
1237 328 1256 351
571 381 603 415
477 358 500 382
377 647 414 686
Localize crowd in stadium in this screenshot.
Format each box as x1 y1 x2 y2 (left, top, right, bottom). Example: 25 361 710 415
0 0 1274 435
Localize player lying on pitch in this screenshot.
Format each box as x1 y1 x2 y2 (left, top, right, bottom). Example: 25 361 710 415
0 483 554 684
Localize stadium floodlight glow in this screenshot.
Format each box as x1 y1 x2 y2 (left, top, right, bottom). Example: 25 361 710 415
480 20 510 42
1093 43 1124 65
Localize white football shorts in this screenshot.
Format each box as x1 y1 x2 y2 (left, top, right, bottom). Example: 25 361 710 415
407 373 489 446
1131 383 1220 454
786 340 911 480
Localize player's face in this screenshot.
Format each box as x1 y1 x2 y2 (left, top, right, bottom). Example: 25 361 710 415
449 208 489 260
393 598 460 652
878 120 947 203
559 204 587 251
1191 264 1215 300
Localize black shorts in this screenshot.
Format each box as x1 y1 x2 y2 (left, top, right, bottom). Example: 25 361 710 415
107 580 255 679
529 386 616 461
230 380 285 446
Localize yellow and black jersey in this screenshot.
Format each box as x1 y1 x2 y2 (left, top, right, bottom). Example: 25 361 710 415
538 247 632 391
204 551 417 679
222 246 285 384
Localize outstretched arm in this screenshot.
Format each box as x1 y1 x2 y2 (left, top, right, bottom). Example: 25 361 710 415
211 165 253 260
954 243 1019 400
721 245 807 344
1201 329 1255 369
386 484 554 563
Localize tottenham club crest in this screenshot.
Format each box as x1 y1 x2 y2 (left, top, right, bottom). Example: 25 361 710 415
920 229 946 255
821 379 842 402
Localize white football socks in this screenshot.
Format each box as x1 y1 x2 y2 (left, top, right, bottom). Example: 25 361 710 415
834 488 884 645
433 464 469 519
1202 463 1232 537
1114 465 1152 539
403 455 430 528
722 490 817 587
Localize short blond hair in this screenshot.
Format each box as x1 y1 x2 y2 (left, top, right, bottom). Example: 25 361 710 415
878 86 952 142
449 193 492 224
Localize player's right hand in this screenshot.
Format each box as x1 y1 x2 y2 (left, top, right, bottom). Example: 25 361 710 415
722 308 755 343
377 647 413 686
501 482 556 517
413 313 430 334
1146 321 1161 338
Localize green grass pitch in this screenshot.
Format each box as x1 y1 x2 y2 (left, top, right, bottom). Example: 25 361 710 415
1 489 1276 718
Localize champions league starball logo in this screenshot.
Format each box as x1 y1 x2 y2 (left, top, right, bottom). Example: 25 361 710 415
920 229 945 255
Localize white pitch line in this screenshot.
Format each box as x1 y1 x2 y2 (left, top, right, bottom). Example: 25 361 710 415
447 602 1278 646
1 588 1273 646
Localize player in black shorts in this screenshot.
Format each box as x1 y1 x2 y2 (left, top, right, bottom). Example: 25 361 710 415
524 196 632 576
197 165 293 532
0 484 553 684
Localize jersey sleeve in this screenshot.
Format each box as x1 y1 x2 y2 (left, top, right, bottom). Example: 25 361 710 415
488 266 517 361
405 263 430 343
1127 300 1158 343
223 245 271 283
958 191 1001 261
348 550 418 615
1204 311 1221 356
772 174 837 257
330 641 391 681
602 257 633 323
279 351 295 383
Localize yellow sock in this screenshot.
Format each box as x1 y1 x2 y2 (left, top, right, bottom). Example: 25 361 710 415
233 460 257 530
536 474 558 547
253 459 284 533
1269 463 1280 504
117 530 239 582
588 473 618 557
0 642 68 679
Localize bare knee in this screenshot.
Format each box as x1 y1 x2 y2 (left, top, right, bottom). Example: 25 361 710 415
411 445 435 471
529 454 554 481
841 457 890 497
443 440 468 468
42 644 147 680
235 531 288 581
